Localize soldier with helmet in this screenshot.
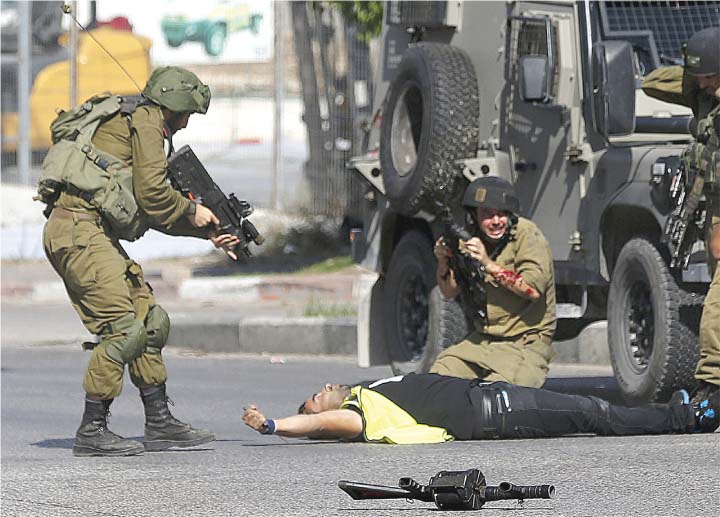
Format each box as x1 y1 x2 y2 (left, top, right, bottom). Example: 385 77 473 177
643 27 720 403
429 176 556 388
41 66 239 456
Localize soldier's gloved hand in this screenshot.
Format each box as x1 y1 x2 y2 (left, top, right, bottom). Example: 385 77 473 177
210 232 241 261
188 203 220 228
243 404 268 433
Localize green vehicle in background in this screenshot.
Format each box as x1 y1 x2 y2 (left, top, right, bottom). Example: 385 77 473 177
161 4 263 57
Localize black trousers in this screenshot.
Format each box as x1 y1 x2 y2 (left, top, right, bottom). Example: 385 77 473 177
470 382 694 440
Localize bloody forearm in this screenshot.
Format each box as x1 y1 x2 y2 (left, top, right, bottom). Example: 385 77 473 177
485 262 540 300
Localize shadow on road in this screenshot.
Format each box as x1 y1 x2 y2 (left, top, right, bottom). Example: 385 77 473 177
30 437 216 453
336 506 554 512
241 440 341 447
30 438 75 449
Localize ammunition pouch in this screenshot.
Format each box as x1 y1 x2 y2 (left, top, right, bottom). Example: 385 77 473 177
40 140 149 241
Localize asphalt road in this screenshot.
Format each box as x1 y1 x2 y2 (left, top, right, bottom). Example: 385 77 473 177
2 345 718 517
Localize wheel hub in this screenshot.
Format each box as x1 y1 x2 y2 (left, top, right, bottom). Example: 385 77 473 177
626 283 654 371
390 85 423 177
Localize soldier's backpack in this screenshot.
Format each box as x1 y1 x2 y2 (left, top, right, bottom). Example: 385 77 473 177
36 92 151 241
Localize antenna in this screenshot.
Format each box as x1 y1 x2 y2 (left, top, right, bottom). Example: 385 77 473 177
61 3 143 92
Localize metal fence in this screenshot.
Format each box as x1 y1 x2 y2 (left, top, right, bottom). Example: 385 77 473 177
288 2 374 220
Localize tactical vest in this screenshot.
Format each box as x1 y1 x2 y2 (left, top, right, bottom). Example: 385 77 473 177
37 93 152 241
341 386 453 444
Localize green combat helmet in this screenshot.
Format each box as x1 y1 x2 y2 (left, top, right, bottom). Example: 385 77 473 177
142 66 211 114
683 26 720 77
462 176 520 213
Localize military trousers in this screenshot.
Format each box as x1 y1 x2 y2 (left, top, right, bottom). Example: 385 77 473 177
696 199 720 386
43 209 167 399
429 331 555 388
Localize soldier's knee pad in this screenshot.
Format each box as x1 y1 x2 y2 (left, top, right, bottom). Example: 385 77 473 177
145 305 170 352
104 314 148 365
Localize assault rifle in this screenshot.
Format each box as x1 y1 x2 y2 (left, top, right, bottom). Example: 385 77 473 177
167 145 264 258
436 202 488 328
659 154 706 269
338 468 555 511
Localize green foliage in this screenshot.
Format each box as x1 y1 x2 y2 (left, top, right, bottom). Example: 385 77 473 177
295 255 354 274
303 295 358 317
327 1 384 42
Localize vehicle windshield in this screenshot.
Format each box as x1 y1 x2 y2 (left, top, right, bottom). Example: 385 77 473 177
596 1 720 78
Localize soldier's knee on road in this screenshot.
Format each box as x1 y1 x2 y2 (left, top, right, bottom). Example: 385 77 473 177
104 314 148 365
145 305 170 353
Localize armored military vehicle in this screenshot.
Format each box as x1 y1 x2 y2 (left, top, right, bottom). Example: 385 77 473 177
349 0 719 403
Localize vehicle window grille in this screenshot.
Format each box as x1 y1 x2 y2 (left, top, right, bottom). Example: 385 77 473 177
599 1 720 74
508 17 560 98
386 1 448 27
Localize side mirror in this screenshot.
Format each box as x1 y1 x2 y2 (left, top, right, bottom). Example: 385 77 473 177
591 41 636 137
519 55 552 103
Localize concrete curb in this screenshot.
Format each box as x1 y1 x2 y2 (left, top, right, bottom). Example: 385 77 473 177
167 315 610 366
169 316 357 356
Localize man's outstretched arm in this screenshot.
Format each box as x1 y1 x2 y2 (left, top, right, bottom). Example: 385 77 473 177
243 405 363 439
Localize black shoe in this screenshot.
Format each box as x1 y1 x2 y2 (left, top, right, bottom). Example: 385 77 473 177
690 382 720 405
140 384 215 451
693 389 720 433
73 398 144 457
669 389 690 406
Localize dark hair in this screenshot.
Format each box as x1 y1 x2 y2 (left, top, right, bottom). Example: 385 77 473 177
297 402 307 415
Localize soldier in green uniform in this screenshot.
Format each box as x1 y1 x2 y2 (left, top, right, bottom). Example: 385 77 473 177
41 67 240 456
428 177 556 388
642 27 720 403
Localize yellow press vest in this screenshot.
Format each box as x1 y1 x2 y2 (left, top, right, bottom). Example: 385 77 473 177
341 386 453 444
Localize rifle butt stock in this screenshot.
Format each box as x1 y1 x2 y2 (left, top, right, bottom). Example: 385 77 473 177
337 481 420 501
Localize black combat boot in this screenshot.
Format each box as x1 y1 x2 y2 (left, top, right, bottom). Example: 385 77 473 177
73 398 145 457
140 384 215 451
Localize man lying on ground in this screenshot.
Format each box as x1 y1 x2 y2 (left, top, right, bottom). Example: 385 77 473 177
242 373 719 443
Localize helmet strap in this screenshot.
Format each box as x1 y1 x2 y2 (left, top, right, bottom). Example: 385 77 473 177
163 123 175 158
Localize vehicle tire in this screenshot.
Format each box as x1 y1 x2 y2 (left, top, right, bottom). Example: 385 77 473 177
607 238 700 404
204 25 226 56
167 38 183 48
421 286 472 370
383 231 435 373
380 43 479 216
384 231 470 374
